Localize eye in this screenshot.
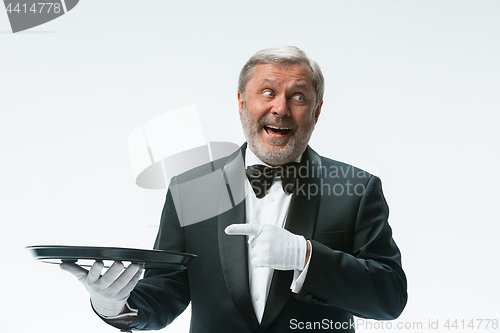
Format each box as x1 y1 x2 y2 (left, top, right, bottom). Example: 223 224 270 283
262 90 274 97
292 95 305 102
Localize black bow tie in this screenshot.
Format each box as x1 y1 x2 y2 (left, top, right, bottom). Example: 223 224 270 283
246 162 301 199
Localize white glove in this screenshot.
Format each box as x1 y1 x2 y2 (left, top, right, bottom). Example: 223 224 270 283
225 224 307 271
60 261 143 317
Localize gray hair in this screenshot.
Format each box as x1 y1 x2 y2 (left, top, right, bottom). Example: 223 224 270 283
238 46 324 107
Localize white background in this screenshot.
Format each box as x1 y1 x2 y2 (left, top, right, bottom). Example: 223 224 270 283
1 1 499 332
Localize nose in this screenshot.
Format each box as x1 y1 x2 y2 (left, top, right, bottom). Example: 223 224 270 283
271 95 289 117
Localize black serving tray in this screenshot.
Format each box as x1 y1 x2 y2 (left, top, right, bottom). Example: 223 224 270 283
26 245 196 270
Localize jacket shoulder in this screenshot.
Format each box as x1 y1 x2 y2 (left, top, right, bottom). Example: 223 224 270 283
307 147 374 184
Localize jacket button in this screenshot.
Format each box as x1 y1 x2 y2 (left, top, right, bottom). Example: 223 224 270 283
304 294 313 301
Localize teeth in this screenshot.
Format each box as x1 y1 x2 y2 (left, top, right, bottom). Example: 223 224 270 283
266 125 291 130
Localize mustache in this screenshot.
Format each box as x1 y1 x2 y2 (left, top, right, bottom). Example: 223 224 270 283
258 115 298 130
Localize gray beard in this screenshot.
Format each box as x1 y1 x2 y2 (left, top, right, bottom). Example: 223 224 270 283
240 107 316 166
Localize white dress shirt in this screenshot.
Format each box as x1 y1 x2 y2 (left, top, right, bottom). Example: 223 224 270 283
244 149 312 323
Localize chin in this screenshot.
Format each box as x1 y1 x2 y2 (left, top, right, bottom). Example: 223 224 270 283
249 138 306 166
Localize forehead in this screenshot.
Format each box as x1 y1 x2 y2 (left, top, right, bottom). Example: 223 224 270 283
247 63 314 90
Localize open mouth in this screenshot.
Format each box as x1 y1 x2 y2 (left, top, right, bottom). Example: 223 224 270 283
264 125 292 137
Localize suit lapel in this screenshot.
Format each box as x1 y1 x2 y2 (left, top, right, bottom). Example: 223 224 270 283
283 146 322 239
260 146 323 331
217 144 260 330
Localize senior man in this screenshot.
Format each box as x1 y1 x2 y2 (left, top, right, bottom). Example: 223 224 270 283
62 46 407 332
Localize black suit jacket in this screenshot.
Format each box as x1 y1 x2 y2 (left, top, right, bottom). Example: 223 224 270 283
109 144 407 332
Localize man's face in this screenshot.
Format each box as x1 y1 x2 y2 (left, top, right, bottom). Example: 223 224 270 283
239 63 322 166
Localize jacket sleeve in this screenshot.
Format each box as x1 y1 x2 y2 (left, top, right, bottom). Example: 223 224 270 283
296 175 408 320
104 186 191 331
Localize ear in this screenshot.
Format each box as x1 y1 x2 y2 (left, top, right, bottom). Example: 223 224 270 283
313 101 323 124
238 91 244 116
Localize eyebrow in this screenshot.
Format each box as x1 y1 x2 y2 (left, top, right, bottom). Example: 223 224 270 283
263 79 310 89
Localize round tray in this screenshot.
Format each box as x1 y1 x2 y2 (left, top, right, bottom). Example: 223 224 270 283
26 245 196 270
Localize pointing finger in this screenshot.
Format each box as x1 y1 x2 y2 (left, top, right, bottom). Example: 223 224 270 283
225 224 260 236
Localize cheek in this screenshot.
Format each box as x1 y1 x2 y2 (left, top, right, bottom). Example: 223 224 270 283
248 98 269 111
293 115 307 127
296 111 315 126
247 108 267 123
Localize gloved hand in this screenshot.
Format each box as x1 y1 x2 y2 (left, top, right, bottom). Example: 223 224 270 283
225 224 307 271
60 261 143 317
